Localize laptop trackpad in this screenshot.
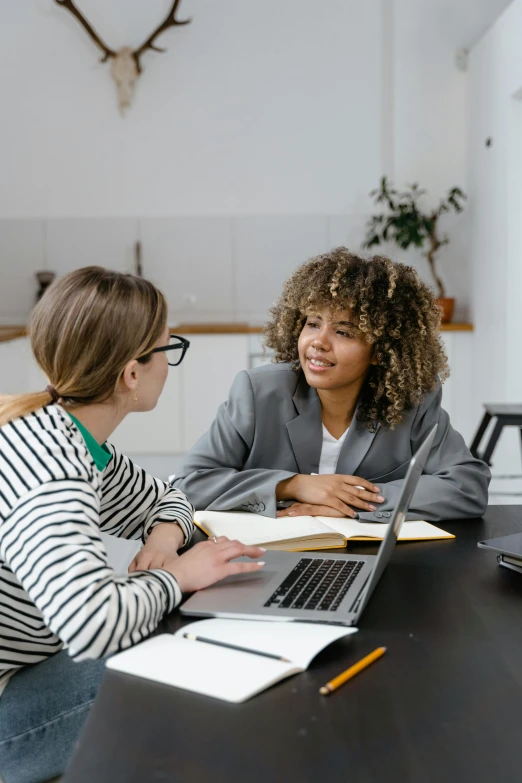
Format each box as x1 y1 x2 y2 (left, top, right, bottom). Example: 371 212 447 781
181 569 279 613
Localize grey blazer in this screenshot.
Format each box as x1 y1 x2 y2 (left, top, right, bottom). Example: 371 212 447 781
173 363 490 522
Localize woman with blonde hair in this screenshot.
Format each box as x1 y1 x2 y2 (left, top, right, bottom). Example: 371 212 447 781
174 248 490 521
0 267 265 783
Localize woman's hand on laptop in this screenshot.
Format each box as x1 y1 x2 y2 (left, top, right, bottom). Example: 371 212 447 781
276 474 384 517
164 538 266 593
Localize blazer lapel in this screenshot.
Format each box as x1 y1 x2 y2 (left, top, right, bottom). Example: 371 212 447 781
286 373 322 475
336 413 379 477
286 372 379 477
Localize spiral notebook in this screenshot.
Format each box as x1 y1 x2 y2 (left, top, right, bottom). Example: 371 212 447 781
194 510 454 551
106 618 357 702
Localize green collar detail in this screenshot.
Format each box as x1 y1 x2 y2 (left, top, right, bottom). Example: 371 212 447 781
68 413 112 472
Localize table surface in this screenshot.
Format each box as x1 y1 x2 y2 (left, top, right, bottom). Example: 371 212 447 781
63 506 522 783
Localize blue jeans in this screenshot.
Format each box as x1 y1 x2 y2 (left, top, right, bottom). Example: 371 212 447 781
0 651 106 783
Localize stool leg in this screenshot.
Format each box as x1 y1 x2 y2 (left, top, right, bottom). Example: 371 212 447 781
470 412 492 458
481 419 504 466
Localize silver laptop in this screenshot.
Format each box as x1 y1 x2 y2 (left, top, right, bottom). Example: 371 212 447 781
181 424 437 626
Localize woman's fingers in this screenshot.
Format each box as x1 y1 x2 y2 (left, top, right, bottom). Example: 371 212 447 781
129 552 170 573
336 489 380 512
277 503 351 518
166 539 265 593
346 485 385 503
213 541 266 581
129 552 152 572
219 541 266 561
327 498 358 517
225 560 266 576
309 494 357 517
313 505 357 518
342 475 381 493
280 495 383 516
361 491 385 503
277 503 309 517
333 490 372 511
277 503 312 517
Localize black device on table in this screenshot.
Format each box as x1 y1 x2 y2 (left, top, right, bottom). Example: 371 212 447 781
478 531 522 573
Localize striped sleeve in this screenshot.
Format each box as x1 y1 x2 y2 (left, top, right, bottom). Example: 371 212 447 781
0 479 183 661
99 445 195 545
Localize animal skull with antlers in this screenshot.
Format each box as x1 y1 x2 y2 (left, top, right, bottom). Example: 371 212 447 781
55 0 191 114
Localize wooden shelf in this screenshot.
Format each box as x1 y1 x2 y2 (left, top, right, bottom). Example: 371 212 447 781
0 321 474 344
0 326 26 343
171 323 262 335
439 322 473 332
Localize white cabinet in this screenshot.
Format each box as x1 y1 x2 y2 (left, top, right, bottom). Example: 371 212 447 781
0 337 47 394
0 335 250 457
179 334 249 451
111 334 250 454
440 331 475 444
111 357 184 455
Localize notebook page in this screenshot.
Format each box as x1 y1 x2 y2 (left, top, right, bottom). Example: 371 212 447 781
174 618 358 670
194 510 334 545
107 633 298 703
318 518 454 540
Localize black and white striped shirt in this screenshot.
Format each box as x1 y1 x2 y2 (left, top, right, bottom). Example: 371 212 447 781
0 404 194 695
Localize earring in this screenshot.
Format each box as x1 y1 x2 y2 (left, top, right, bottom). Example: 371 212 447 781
133 393 138 403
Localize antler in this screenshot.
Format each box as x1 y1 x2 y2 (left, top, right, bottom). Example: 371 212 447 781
54 0 116 62
133 0 191 72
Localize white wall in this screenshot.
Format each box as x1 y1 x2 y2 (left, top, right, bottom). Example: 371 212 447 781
1 0 382 217
393 0 470 313
468 0 522 474
0 0 475 321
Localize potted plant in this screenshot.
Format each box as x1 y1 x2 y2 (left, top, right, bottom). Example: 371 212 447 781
363 177 467 322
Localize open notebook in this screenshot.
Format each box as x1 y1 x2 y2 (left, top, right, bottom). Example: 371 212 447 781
106 618 357 702
194 510 454 551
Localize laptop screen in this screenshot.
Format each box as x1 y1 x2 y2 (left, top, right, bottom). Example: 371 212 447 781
351 423 438 619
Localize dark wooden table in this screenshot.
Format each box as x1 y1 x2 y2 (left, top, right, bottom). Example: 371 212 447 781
63 506 522 783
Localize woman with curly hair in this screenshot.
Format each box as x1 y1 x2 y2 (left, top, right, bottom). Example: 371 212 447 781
174 248 490 522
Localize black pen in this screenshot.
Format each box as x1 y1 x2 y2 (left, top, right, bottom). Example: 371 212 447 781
183 633 290 662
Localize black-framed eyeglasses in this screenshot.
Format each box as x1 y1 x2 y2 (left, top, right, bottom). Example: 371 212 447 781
147 334 191 367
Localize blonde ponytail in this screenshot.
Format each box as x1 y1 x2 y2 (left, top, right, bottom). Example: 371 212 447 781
0 392 54 427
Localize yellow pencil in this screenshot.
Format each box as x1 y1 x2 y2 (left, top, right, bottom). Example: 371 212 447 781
319 646 387 695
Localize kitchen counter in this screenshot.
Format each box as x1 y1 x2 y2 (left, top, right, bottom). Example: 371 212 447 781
0 322 474 343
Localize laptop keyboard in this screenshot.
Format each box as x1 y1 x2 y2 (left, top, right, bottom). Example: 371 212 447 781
263 558 364 612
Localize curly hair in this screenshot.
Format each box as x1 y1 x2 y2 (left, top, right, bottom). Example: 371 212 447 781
263 248 449 431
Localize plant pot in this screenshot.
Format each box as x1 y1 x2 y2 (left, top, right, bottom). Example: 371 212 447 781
436 297 455 324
